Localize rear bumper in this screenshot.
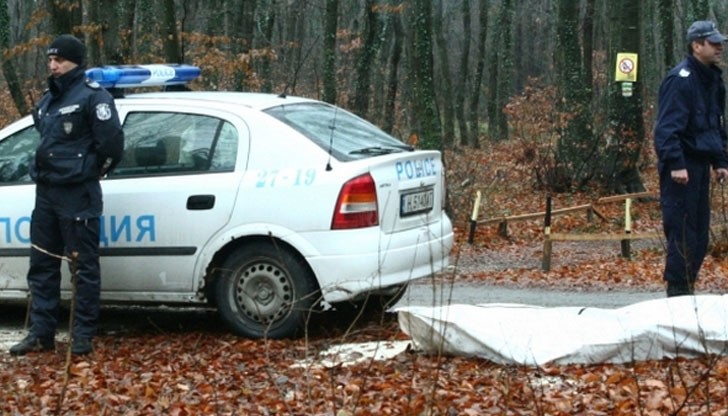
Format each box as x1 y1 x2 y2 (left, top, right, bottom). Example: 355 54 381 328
304 216 454 303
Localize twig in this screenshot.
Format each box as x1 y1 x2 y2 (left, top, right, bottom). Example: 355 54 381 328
55 251 79 415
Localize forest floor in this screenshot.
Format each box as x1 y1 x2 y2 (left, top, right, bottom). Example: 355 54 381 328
3 142 728 415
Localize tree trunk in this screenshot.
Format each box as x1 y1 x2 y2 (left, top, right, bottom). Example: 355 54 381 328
348 0 381 118
162 0 182 63
322 0 337 104
382 0 403 135
607 0 645 194
258 0 276 93
494 0 513 141
410 0 442 149
433 0 454 148
658 0 675 69
0 0 28 116
466 0 488 148
48 0 80 35
454 0 470 147
553 0 594 191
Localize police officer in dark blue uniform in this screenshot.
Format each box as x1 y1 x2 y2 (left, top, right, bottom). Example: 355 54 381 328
10 35 124 355
654 21 728 297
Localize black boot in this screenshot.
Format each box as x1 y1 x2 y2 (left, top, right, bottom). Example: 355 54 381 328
9 335 55 356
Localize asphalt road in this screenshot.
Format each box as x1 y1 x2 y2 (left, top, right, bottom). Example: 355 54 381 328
398 281 665 309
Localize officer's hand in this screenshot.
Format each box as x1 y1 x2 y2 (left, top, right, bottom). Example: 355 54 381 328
671 169 689 185
716 168 728 182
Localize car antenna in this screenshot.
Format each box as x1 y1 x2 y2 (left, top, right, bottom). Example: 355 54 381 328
325 106 339 171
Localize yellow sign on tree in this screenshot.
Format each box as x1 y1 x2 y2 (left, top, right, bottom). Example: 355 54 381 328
615 53 638 82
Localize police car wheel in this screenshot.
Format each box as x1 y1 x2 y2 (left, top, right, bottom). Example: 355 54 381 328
215 243 317 339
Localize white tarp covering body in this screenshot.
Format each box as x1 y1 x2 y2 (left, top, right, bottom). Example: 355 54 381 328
395 295 728 366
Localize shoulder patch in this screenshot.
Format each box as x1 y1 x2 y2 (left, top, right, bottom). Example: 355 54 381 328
679 68 691 78
95 103 112 121
85 78 101 89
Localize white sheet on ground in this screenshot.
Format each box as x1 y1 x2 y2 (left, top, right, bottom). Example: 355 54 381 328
394 294 728 366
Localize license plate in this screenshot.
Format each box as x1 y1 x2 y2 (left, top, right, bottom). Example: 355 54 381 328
400 188 434 216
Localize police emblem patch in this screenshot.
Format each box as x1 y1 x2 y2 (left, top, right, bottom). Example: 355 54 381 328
63 122 73 134
96 103 112 121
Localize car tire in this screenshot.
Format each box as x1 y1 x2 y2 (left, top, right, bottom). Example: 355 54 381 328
215 243 318 339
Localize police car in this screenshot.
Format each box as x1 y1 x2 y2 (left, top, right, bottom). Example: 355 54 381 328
0 64 453 338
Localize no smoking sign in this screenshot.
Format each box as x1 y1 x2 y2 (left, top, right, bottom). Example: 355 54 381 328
615 52 638 82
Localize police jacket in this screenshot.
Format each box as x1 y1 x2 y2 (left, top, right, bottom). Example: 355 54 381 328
654 54 728 171
31 65 124 185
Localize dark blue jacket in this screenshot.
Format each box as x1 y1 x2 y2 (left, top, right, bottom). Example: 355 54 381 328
654 55 728 171
31 65 124 185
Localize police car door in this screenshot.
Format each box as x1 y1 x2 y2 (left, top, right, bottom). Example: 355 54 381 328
0 117 38 299
100 104 245 300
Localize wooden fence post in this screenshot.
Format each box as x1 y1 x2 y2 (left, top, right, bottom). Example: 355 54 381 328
542 195 553 271
620 198 632 259
467 190 482 245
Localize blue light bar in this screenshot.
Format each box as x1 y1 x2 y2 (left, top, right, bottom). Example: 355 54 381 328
85 64 201 88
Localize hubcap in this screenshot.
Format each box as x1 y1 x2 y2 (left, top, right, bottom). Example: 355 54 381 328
234 261 293 325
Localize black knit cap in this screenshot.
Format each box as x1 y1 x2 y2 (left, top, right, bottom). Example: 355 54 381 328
47 34 86 65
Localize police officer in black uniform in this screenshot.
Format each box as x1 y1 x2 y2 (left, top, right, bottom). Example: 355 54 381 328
10 35 124 355
654 21 728 297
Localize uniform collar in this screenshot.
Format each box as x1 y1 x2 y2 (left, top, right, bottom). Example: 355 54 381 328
686 54 722 83
48 65 87 97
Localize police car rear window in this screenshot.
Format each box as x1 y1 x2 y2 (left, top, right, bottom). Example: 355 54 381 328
265 103 412 162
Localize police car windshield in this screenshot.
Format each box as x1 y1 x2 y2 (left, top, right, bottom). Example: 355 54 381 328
265 103 411 161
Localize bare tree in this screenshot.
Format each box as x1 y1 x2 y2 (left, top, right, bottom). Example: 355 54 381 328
0 0 28 116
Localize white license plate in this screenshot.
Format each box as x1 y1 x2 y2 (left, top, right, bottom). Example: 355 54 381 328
400 188 434 216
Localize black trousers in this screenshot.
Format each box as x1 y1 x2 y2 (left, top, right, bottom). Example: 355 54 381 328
27 181 102 340
659 158 711 285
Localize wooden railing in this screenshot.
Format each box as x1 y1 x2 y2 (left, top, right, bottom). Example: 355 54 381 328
467 191 661 271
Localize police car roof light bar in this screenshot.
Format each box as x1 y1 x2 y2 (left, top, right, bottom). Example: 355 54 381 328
85 64 201 89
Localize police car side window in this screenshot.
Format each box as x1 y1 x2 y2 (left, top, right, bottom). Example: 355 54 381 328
112 112 238 177
0 126 39 185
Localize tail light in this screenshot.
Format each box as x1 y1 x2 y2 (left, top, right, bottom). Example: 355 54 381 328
331 173 379 229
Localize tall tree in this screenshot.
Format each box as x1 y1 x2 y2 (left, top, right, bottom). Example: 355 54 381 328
606 0 645 193
48 0 80 35
487 0 513 142
454 0 471 146
658 0 675 69
410 0 442 149
321 0 337 104
553 0 594 191
348 0 382 117
433 0 455 147
382 0 403 135
162 0 182 63
466 0 488 148
0 0 28 116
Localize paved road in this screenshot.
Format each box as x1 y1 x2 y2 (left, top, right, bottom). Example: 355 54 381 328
397 281 665 309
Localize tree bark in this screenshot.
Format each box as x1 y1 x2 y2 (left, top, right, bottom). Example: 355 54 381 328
466 0 488 148
382 1 403 135
454 0 470 147
433 0 454 148
322 0 337 104
607 0 645 194
348 0 381 117
410 0 442 149
162 0 182 63
1 0 28 116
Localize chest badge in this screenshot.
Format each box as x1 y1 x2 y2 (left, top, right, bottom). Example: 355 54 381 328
63 122 73 135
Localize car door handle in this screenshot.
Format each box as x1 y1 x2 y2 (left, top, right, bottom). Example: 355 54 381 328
187 194 215 210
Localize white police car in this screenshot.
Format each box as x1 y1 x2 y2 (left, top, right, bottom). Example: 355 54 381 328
0 65 453 338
